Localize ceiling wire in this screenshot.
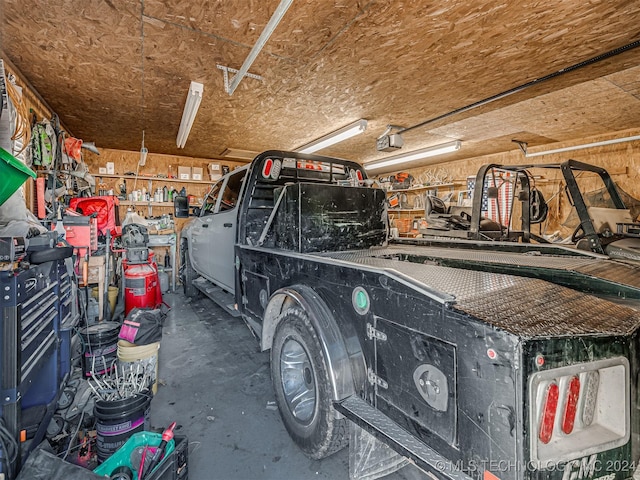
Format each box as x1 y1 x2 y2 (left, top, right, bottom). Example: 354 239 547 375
140 0 146 137
133 0 146 194
398 38 640 136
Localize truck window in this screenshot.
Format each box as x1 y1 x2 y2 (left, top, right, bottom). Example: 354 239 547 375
202 181 223 216
219 170 246 212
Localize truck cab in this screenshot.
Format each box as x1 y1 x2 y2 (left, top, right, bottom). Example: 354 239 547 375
180 165 248 294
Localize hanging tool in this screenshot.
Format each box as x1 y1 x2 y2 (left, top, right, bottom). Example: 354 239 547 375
104 230 111 320
140 421 176 479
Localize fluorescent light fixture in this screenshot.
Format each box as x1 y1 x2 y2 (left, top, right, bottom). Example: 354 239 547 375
516 134 640 158
297 119 368 154
176 81 204 148
364 140 461 171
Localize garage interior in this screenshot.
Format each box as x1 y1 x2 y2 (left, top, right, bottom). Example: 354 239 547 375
1 1 640 479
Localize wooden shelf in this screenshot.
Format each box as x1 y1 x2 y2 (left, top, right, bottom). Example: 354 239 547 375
386 182 455 193
96 173 214 185
121 201 202 207
388 208 424 212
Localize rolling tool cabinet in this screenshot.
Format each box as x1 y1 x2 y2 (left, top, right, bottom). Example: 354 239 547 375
0 257 74 473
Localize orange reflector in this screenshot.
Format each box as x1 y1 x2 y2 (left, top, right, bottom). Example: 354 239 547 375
484 469 501 480
20 429 27 442
539 382 559 444
562 376 581 434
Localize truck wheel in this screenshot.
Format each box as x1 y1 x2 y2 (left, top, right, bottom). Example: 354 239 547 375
270 307 348 459
182 249 200 298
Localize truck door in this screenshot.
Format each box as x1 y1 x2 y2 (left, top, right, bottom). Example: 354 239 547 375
191 169 246 293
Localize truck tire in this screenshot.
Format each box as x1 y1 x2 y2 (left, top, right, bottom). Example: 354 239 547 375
182 249 200 298
270 307 348 459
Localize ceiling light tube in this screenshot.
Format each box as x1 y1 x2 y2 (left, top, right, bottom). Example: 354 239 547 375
176 81 204 148
297 119 368 154
364 140 461 171
518 134 640 158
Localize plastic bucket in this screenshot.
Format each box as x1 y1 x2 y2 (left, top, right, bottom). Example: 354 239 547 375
118 340 160 395
94 391 152 463
91 286 119 317
0 147 36 206
79 322 120 377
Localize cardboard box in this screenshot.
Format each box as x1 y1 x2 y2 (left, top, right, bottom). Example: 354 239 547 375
178 166 191 180
192 167 203 181
106 162 115 174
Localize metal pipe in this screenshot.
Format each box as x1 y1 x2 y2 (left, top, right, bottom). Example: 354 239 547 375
227 0 294 95
398 39 640 135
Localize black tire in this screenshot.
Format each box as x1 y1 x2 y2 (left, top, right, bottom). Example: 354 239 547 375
270 307 348 459
182 249 200 298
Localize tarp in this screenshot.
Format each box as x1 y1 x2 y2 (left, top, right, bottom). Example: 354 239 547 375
69 195 121 236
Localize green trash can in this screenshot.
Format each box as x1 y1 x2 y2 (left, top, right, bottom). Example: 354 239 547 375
0 147 36 206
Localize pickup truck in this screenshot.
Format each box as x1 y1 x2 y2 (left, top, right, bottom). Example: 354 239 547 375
179 151 640 480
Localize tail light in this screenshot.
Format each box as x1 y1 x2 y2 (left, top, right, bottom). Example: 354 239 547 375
561 376 580 434
529 357 629 465
539 382 559 444
262 158 274 178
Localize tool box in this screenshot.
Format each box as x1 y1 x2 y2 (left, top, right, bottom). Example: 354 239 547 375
148 434 188 480
94 432 188 480
0 236 26 262
51 215 98 255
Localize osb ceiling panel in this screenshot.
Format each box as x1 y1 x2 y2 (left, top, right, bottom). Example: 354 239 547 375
2 0 640 171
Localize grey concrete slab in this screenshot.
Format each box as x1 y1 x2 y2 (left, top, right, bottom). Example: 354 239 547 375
150 292 426 480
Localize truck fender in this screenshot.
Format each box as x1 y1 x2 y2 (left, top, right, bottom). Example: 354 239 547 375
262 284 364 402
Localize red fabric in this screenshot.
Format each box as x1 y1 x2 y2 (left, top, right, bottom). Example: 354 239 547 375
64 137 83 160
69 196 121 236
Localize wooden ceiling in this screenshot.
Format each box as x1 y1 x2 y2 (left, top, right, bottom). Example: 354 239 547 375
2 0 640 171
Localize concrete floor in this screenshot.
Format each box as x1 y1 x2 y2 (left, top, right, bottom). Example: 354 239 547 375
150 292 426 480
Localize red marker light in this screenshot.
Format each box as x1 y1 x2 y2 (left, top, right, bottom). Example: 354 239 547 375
536 354 545 367
356 170 363 181
561 376 581 434
487 348 497 359
262 159 274 178
539 382 559 444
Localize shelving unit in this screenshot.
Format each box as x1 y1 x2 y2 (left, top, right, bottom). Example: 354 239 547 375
95 174 212 218
96 173 214 185
386 182 457 237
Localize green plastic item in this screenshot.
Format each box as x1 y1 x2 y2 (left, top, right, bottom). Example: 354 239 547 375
93 431 176 479
0 147 36 206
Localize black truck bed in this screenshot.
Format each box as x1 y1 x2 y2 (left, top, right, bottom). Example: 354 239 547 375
317 246 640 338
